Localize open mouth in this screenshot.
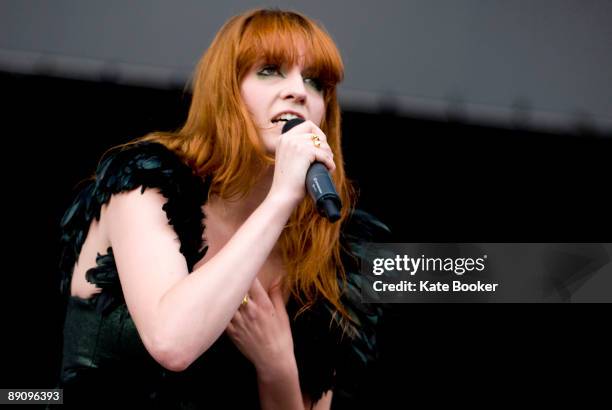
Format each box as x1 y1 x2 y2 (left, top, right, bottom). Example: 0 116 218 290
270 112 304 124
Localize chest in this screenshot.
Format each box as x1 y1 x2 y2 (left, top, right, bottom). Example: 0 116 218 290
193 212 288 295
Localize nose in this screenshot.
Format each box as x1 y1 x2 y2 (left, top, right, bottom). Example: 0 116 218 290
280 72 307 104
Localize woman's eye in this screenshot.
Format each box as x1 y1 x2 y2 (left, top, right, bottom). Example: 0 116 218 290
257 65 281 76
305 77 323 92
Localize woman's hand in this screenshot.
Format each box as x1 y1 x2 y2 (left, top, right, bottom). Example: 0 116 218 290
226 277 296 378
269 120 336 206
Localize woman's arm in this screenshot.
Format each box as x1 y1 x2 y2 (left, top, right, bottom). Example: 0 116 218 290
256 351 333 410
105 188 296 371
257 356 303 410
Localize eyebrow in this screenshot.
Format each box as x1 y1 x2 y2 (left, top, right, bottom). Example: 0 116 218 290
256 61 318 76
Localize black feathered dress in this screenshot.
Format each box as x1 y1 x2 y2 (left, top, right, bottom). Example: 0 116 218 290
54 141 389 408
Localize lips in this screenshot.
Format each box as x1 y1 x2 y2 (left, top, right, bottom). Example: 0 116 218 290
270 111 305 123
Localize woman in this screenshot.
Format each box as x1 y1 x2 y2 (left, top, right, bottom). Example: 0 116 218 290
57 8 388 409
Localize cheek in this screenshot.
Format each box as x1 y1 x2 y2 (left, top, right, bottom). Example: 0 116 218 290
315 100 326 126
241 79 263 109
240 84 255 110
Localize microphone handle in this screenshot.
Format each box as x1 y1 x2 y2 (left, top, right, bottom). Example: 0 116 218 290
306 163 342 222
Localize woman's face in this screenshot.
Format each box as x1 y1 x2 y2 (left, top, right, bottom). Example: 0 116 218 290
240 53 326 154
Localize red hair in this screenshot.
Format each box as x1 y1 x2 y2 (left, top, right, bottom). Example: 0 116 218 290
134 8 356 328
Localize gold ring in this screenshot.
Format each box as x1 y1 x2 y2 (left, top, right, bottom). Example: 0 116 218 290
241 295 249 307
311 134 321 148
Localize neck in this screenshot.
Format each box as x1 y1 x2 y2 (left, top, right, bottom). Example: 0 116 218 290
206 166 275 229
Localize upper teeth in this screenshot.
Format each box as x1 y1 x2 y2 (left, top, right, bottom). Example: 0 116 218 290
273 113 300 122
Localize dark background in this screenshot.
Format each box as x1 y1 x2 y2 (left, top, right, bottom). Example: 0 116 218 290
3 71 610 406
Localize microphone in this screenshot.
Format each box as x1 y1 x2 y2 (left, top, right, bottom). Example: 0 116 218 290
282 118 342 222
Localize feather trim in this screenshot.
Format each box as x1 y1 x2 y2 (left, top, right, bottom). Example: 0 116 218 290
59 141 209 313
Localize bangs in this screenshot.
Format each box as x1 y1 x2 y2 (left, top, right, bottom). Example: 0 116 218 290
237 10 344 90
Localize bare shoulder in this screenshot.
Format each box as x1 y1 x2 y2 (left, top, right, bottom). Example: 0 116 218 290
104 187 172 231
103 187 188 277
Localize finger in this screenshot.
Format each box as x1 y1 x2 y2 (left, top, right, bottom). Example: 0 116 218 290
318 142 335 161
305 135 333 157
269 277 285 311
240 293 252 310
240 299 258 321
231 310 241 325
248 278 272 308
286 120 328 143
309 123 328 143
313 147 336 173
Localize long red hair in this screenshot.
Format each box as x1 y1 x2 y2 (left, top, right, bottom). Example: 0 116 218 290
133 8 356 327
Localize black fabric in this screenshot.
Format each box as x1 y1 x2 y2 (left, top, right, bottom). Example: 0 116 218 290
55 141 388 408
